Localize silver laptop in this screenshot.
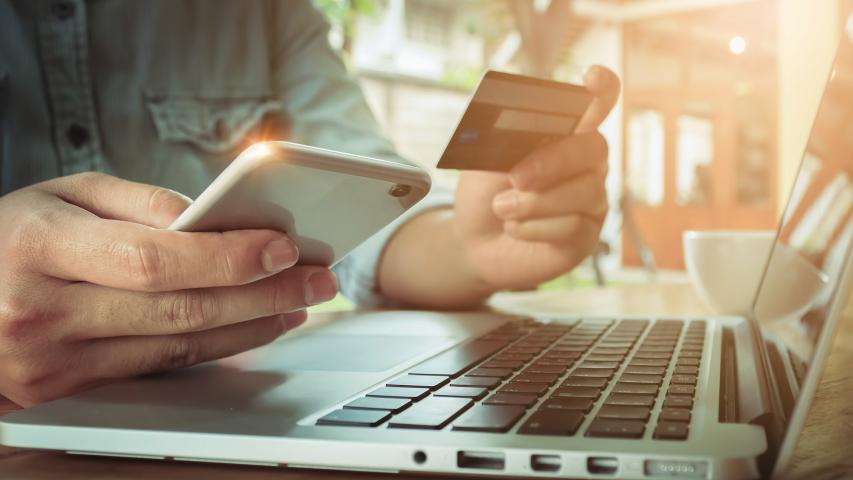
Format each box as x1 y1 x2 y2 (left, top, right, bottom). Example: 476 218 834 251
3 22 853 480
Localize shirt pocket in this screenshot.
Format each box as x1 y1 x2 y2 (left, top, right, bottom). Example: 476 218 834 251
144 92 284 154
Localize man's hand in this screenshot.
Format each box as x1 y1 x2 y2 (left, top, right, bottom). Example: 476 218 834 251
379 66 620 308
455 66 620 290
0 172 338 406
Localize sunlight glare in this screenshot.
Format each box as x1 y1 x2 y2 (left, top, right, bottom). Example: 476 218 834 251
729 36 747 55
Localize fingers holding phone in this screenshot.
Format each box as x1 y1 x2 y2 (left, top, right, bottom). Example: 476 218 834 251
0 173 334 406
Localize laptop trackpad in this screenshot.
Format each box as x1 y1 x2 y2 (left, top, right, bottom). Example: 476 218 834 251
268 334 454 372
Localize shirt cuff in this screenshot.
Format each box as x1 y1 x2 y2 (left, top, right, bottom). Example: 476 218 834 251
333 178 455 308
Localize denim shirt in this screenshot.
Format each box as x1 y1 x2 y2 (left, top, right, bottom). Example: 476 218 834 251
0 0 452 306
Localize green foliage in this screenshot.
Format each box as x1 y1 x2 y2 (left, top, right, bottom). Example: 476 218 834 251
441 65 482 89
308 293 355 313
313 0 378 30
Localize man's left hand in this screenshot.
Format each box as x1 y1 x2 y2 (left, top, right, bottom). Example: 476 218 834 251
454 65 621 290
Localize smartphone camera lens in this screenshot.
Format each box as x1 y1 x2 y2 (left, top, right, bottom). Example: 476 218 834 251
389 184 411 197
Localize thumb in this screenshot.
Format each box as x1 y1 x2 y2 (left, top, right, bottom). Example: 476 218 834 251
43 172 192 228
575 65 621 133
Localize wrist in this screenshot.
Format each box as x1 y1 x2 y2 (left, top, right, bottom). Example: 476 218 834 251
449 210 498 300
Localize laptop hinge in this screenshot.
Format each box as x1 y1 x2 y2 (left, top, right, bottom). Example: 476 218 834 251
726 322 786 478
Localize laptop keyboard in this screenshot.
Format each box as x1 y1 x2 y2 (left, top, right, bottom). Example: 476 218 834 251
316 318 706 441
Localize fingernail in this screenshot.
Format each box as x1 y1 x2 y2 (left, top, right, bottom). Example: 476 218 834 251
305 271 338 305
261 237 298 273
493 190 519 218
510 157 541 190
584 65 604 83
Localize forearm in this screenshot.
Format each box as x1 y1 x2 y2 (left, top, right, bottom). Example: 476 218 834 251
377 208 493 310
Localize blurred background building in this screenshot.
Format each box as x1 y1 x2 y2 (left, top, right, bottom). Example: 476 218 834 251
313 0 853 291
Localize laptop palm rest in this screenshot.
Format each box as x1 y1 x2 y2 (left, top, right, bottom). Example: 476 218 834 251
255 334 451 372
0 311 499 438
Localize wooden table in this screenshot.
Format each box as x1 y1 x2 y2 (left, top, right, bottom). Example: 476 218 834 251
2 282 852 479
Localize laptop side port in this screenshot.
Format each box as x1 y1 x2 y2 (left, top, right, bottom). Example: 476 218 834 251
531 454 562 472
587 456 619 475
456 451 505 470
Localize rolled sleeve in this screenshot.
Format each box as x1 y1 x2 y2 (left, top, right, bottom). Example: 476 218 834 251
271 1 454 306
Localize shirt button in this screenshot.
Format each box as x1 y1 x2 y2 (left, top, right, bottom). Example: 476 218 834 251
66 124 90 149
51 1 76 20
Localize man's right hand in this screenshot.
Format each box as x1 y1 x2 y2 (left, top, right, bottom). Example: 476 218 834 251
0 172 338 406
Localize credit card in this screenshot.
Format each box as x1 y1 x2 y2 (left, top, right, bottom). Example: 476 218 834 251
437 70 592 171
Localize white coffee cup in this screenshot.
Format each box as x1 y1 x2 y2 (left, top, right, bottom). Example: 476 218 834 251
683 230 828 319
683 230 776 316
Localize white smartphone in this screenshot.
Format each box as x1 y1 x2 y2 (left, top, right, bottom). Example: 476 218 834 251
169 141 432 266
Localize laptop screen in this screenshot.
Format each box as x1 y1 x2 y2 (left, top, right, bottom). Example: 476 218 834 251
751 9 853 468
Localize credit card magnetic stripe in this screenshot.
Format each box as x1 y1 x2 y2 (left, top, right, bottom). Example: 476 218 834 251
438 70 592 172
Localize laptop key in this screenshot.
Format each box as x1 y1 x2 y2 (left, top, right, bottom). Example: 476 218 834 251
668 385 696 396
637 346 674 353
654 422 689 440
512 373 559 384
605 393 656 407
317 409 390 427
484 393 538 408
619 374 663 385
630 358 669 367
540 355 579 363
611 382 658 395
677 358 700 367
680 351 702 358
451 376 501 389
624 366 665 375
344 397 411 413
586 354 623 362
542 397 594 412
633 352 670 359
409 340 509 377
519 410 585 436
671 375 697 385
563 376 608 388
581 361 620 369
507 346 543 354
482 360 525 370
553 386 601 399
387 374 448 389
468 367 513 379
452 405 526 432
674 366 699 375
572 368 614 378
663 395 693 409
493 354 533 362
367 387 429 400
550 345 587 352
435 386 488 399
524 364 567 375
388 397 472 430
659 408 691 422
587 419 645 438
499 382 550 396
592 348 630 356
598 405 651 421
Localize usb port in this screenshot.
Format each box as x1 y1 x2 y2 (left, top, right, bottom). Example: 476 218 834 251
531 454 562 472
457 451 505 470
587 456 618 475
